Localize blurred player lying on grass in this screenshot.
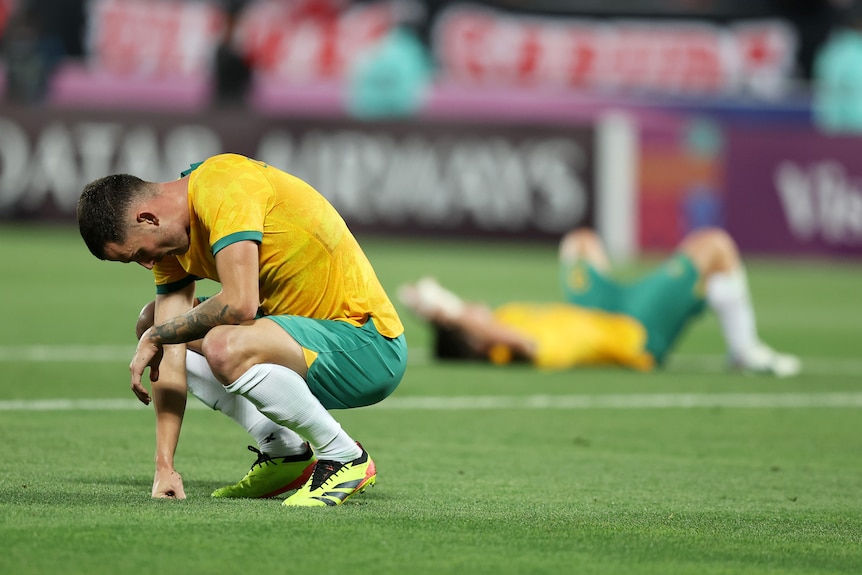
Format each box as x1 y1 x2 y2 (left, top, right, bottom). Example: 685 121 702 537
398 227 800 377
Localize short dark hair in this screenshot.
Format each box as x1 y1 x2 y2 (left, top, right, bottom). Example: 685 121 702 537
77 174 149 259
432 323 483 361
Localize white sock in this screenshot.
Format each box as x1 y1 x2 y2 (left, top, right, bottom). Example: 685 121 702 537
185 351 306 457
224 363 362 463
705 268 759 358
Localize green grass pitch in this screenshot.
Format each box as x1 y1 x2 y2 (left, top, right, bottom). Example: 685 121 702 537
0 224 860 575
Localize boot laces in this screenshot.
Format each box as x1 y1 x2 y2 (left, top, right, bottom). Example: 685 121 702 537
246 445 276 470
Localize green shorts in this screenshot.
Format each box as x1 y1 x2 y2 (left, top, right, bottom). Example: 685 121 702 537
560 254 706 365
195 296 406 409
265 316 407 410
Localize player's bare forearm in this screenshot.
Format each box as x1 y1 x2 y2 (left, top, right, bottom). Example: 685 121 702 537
152 377 187 470
151 344 187 472
151 382 187 499
149 296 242 345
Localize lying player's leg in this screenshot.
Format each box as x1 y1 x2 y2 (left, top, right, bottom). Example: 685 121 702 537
557 228 622 313
676 228 800 377
558 227 612 271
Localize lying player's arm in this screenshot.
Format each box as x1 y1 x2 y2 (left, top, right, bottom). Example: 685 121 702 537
451 308 537 362
149 284 195 499
472 322 537 363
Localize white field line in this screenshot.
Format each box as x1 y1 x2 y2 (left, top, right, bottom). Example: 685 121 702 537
0 345 860 377
2 392 862 412
0 345 134 362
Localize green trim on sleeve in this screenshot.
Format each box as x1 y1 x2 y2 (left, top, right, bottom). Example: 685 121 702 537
212 231 262 256
156 275 198 295
180 162 203 178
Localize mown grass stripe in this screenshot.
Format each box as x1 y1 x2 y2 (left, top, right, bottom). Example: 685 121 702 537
1 344 860 377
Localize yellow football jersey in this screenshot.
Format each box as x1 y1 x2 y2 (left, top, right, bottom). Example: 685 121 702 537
492 303 654 371
152 153 403 338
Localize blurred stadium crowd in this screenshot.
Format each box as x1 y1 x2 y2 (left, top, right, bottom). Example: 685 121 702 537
0 0 861 260
1 0 860 112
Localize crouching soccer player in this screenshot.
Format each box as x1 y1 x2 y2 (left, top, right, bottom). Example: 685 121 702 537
77 153 407 505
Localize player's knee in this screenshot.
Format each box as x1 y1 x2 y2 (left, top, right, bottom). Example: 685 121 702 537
708 228 736 252
559 228 607 269
135 301 156 340
683 227 735 255
201 325 277 384
680 227 739 274
690 226 727 242
201 326 245 384
560 229 590 256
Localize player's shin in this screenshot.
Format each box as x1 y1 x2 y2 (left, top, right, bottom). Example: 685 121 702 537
224 363 362 462
185 350 306 455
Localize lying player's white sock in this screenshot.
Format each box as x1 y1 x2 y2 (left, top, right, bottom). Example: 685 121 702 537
185 351 307 457
705 268 758 358
706 269 801 377
225 363 362 462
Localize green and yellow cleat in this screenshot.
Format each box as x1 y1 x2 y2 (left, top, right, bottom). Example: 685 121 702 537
282 447 376 507
211 444 316 499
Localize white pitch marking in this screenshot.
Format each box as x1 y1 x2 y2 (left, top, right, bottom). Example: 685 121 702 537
2 393 862 412
0 345 134 362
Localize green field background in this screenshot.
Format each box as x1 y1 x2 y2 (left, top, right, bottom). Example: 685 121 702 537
1 224 860 575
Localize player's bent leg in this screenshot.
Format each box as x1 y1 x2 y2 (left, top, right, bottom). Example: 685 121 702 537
223 361 367 501
182 350 316 497
201 320 309 384
679 228 801 377
676 227 741 279
214 317 405 506
202 322 361 497
559 228 611 272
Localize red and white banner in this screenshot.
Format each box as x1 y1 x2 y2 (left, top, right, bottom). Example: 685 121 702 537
83 0 797 95
434 5 797 96
87 0 222 77
85 0 397 81
237 0 395 81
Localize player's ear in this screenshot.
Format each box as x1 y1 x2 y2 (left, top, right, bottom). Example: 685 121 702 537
137 211 159 225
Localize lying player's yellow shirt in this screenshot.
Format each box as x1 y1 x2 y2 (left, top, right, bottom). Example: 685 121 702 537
492 303 654 371
152 153 403 339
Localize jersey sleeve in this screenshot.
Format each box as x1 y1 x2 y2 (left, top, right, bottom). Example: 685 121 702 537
152 257 196 294
192 157 272 254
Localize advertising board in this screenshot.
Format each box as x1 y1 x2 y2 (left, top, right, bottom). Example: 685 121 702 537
724 126 862 257
0 105 596 241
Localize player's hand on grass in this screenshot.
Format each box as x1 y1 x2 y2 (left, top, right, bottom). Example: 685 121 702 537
130 327 164 405
152 468 186 499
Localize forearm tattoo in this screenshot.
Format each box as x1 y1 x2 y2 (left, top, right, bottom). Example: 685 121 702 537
151 298 234 344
